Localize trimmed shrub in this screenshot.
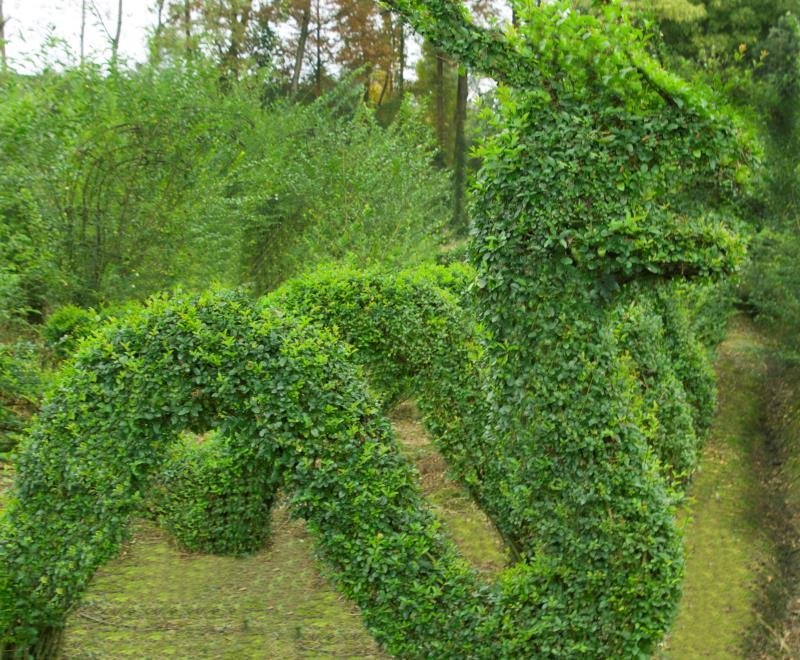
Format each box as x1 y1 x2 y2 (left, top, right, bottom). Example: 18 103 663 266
0 290 484 657
151 264 488 558
613 295 699 486
266 265 491 500
148 431 274 556
656 285 719 437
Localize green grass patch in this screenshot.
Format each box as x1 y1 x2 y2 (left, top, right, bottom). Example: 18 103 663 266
659 317 776 658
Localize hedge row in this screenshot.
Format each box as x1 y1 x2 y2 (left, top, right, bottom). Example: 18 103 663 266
155 263 718 656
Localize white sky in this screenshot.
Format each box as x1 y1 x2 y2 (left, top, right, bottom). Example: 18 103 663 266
4 0 155 70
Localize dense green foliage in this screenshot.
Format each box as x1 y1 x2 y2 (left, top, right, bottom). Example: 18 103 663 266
0 62 448 314
41 306 97 359
0 184 52 324
731 13 800 357
234 87 449 291
0 265 718 658
613 294 699 485
153 264 486 555
647 1 800 359
0 1 755 657
0 342 45 457
266 265 490 503
167 263 714 546
383 0 750 654
744 230 800 356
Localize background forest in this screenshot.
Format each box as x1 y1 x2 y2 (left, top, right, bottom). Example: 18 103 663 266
2 0 800 655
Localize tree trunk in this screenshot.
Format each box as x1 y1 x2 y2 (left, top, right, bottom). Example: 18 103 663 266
80 0 87 63
224 1 252 80
110 0 123 64
377 67 391 105
290 0 311 96
184 0 193 58
435 51 445 148
397 23 405 94
314 0 322 96
452 68 468 232
0 0 7 70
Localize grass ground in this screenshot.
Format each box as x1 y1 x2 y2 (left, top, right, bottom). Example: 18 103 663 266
659 317 776 658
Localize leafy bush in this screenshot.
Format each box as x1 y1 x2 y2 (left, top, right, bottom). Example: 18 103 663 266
164 260 718 553
681 281 738 351
0 63 250 305
0 183 52 323
154 265 486 554
232 85 450 292
387 0 750 654
0 66 450 306
0 290 489 657
613 295 699 486
0 276 709 658
657 285 719 435
0 341 45 456
42 306 97 358
267 265 490 497
743 230 800 358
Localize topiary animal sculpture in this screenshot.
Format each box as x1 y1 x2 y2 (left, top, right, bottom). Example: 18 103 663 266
0 2 751 657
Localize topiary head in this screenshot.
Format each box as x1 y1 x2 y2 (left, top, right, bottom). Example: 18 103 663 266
469 2 752 290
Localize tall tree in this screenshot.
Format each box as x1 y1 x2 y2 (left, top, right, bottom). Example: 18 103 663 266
452 67 468 231
290 0 311 95
89 0 124 64
112 0 123 63
332 0 393 101
395 20 405 93
0 0 6 70
435 51 445 145
80 0 87 63
202 0 255 79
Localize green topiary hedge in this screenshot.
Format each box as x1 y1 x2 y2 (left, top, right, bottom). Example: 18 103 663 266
0 290 486 657
151 264 487 559
0 281 702 659
613 293 699 487
382 0 751 654
266 265 492 513
159 261 717 552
